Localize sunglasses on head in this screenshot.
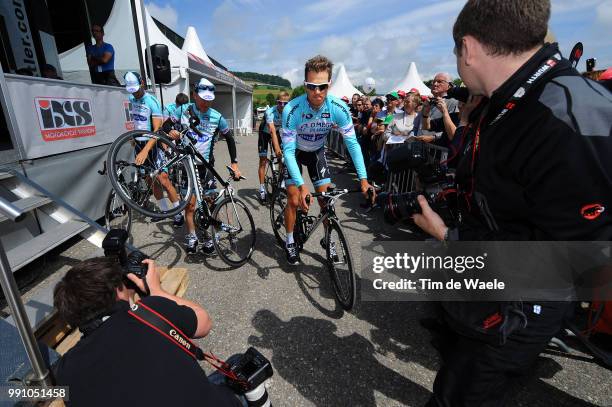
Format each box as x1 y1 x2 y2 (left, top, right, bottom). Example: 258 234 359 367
304 82 330 91
277 100 288 106
196 85 215 92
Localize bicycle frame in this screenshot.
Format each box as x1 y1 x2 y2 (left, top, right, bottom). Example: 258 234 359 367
295 191 346 244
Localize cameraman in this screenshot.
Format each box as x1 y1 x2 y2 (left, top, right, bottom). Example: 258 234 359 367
53 257 244 406
413 0 612 406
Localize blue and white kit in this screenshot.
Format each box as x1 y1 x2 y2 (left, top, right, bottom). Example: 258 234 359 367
281 94 367 187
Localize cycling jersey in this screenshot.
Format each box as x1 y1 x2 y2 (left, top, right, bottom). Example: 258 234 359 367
181 103 229 161
163 102 189 123
281 94 367 187
129 93 162 131
263 106 282 134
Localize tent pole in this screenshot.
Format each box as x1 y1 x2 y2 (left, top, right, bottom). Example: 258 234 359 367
138 0 157 94
232 85 237 135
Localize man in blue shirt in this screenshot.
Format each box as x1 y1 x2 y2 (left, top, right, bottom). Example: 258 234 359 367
281 55 375 265
86 24 119 86
257 91 288 202
125 71 183 227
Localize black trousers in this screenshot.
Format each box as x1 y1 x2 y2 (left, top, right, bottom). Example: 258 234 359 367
426 302 570 407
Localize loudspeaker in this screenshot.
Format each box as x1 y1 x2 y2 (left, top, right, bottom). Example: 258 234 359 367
146 44 171 84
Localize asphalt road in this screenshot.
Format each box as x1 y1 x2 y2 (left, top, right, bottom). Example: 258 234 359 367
12 135 611 406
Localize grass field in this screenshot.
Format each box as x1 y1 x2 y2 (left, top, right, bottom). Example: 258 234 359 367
252 85 291 107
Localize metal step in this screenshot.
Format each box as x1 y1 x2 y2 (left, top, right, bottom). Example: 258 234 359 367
6 220 90 272
0 196 52 223
0 171 15 181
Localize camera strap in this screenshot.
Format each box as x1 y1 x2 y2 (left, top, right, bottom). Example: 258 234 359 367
127 301 244 385
469 51 563 195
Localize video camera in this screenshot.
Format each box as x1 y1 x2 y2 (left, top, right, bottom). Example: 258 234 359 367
102 228 148 280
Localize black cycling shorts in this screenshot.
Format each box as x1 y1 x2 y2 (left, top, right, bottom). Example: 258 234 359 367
196 165 217 195
283 147 331 188
258 130 272 157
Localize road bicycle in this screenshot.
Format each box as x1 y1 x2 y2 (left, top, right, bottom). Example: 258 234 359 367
98 162 132 235
106 117 256 267
262 150 284 205
270 186 362 310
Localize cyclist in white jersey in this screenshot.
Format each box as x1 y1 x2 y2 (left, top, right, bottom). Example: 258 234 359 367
281 56 375 265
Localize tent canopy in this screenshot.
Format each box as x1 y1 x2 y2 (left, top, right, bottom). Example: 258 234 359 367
390 62 432 96
328 64 362 99
182 26 213 65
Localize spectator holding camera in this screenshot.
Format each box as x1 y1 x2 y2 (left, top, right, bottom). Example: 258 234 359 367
420 73 460 146
413 1 612 406
53 257 243 406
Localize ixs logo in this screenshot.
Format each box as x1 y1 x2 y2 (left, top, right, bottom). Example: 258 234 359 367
124 101 135 130
35 97 95 141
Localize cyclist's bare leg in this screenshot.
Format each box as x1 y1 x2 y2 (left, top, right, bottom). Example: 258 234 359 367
284 184 299 235
185 195 197 235
315 183 331 230
157 172 179 203
258 156 267 185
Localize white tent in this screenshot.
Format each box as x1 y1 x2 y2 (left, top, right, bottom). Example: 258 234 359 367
391 62 432 96
182 26 213 65
329 64 362 99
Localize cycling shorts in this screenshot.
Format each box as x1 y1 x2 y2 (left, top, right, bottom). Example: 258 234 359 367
258 131 271 157
283 147 330 188
196 165 217 196
134 140 167 171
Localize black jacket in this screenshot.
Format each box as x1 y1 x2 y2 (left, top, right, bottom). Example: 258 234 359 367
444 43 612 343
453 43 612 241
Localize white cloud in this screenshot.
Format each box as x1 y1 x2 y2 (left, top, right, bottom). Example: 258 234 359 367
595 0 612 24
146 2 179 31
282 68 302 87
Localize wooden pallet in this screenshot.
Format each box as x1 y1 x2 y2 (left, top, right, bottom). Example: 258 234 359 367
44 268 189 407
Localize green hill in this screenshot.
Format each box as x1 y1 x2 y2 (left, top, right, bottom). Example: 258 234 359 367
231 71 291 88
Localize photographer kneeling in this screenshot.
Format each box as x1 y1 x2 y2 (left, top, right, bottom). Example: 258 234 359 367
411 0 612 406
53 256 246 406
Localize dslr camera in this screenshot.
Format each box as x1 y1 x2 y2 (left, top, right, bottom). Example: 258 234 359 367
226 347 274 406
102 228 148 279
380 142 458 225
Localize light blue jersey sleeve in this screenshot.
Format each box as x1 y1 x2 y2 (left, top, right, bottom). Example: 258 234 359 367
265 107 275 124
281 100 304 187
218 115 230 134
331 98 367 180
146 95 162 118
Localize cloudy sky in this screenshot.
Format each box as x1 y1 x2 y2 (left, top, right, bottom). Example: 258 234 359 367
146 0 612 92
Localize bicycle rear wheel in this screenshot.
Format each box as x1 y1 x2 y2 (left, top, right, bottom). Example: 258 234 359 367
211 196 256 267
263 159 275 202
326 218 356 310
104 189 132 235
106 130 194 218
269 188 288 247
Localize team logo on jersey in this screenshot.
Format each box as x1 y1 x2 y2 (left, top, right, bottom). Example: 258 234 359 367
303 113 313 119
321 113 330 118
36 97 96 141
581 203 605 220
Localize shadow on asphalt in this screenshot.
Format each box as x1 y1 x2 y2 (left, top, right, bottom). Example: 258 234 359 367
248 309 432 406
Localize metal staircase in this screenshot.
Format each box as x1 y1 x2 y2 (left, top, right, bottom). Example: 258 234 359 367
0 168 110 384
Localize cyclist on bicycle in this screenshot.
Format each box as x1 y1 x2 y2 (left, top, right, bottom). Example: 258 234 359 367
257 91 288 202
124 71 184 227
165 78 242 255
281 55 375 265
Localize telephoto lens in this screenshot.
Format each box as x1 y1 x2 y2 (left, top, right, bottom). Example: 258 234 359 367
244 382 271 407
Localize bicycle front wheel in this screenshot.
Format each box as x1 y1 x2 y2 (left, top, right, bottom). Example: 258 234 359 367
105 189 132 235
106 130 194 218
211 196 256 267
326 218 356 310
269 188 287 247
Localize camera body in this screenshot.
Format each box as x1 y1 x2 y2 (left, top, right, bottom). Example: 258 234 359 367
102 228 148 278
381 142 459 224
226 347 273 393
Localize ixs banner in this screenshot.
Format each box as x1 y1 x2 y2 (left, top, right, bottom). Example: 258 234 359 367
5 76 134 159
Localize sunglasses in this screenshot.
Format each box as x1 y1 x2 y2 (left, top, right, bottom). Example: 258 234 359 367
304 82 330 91
277 101 288 106
196 85 215 92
